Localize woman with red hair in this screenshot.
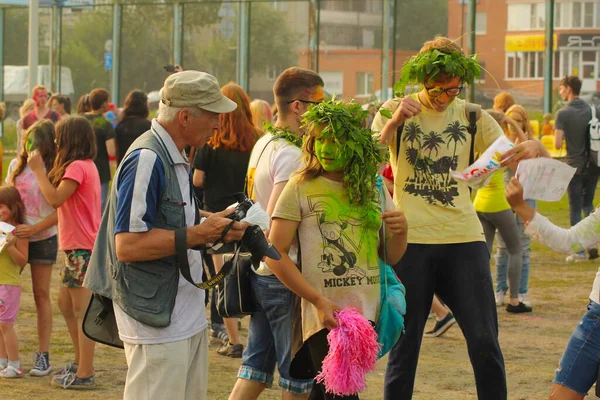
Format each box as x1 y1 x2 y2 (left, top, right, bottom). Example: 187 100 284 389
192 82 260 358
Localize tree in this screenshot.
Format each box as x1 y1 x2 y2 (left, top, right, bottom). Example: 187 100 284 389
395 0 448 51
59 1 297 104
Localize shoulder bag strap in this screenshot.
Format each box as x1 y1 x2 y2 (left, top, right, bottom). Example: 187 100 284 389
377 180 388 290
245 136 280 196
465 102 481 166
176 226 241 290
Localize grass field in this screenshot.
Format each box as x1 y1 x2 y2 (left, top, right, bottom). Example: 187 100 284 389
0 155 597 399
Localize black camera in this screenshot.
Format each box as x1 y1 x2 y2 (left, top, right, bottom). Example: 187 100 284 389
215 193 281 266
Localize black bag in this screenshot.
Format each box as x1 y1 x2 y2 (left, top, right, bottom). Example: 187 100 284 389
82 294 124 349
216 245 256 318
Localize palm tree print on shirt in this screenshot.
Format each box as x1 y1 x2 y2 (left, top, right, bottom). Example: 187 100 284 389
402 120 468 207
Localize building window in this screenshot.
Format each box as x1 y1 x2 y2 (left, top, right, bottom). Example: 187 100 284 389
507 4 531 31
514 2 600 30
573 2 582 27
356 72 374 97
584 2 595 28
267 65 282 80
506 51 548 79
530 3 545 30
506 51 562 80
464 12 487 34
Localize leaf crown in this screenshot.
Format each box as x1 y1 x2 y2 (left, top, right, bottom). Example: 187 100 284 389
301 98 385 213
394 49 481 96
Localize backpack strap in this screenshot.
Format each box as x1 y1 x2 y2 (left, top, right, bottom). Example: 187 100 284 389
395 124 404 159
465 102 481 166
245 135 281 198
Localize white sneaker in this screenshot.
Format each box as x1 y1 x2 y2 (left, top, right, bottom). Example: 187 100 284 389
519 293 532 308
566 253 587 263
495 290 506 307
0 365 23 378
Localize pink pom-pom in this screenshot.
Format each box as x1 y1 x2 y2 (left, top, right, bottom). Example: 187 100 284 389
315 307 380 396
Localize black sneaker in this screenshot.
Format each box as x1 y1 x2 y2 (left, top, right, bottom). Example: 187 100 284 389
216 342 243 358
589 248 599 260
425 312 456 337
506 302 532 313
30 352 52 376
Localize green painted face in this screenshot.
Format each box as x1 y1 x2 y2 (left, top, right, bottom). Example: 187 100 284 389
315 136 348 172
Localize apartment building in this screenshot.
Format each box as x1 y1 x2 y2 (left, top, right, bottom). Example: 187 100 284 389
448 0 600 102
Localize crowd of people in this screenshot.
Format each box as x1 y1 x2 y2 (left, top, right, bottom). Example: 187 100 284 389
0 34 598 400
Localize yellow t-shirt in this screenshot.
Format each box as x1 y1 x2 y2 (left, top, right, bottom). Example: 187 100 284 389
0 247 20 286
372 96 503 244
473 170 511 213
273 175 392 342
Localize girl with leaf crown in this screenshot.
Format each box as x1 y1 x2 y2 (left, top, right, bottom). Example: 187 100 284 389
265 99 407 399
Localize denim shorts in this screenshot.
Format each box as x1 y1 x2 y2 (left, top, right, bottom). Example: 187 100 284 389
237 274 313 394
554 301 600 395
28 235 58 265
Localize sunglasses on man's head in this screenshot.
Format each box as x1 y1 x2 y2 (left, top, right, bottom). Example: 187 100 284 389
425 86 463 98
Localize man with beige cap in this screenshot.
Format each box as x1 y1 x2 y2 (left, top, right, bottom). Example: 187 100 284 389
84 70 249 399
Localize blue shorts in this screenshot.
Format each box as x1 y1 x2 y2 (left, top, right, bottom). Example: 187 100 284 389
554 301 600 395
237 274 313 394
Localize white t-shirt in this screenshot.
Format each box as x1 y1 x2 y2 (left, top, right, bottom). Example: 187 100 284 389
112 120 207 345
246 131 302 275
525 209 600 303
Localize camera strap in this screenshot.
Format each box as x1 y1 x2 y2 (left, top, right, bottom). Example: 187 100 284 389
175 226 241 290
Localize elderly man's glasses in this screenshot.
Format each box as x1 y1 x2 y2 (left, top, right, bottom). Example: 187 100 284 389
287 99 322 105
425 86 463 98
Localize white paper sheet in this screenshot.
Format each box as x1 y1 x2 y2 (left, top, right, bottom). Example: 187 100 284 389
515 158 576 202
0 221 15 253
450 135 515 189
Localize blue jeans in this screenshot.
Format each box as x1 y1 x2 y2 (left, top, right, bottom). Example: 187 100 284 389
495 199 535 295
554 301 600 395
238 274 313 394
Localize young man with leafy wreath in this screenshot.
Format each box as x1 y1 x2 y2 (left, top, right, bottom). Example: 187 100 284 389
229 67 324 400
372 36 524 400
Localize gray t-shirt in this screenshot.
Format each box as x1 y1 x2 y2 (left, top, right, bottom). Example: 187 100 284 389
555 98 599 173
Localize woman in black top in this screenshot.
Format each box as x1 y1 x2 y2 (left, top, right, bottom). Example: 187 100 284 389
115 90 151 164
193 82 260 358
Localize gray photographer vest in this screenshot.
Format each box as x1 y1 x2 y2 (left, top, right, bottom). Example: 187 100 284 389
84 129 188 328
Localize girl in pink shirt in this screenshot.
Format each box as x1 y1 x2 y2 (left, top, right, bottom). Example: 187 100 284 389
28 116 101 389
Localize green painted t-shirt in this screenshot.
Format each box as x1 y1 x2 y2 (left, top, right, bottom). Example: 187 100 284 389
273 175 393 342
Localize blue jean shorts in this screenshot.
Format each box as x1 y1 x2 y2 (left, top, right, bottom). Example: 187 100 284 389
28 235 58 265
237 274 313 394
554 301 600 395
